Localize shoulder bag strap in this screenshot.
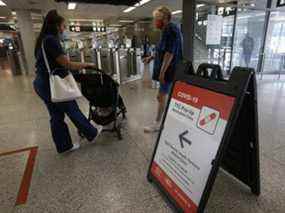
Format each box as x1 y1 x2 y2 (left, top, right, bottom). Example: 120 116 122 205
41 41 52 74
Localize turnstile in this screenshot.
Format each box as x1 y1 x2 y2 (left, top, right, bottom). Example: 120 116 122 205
100 48 115 76
7 50 22 75
118 48 143 84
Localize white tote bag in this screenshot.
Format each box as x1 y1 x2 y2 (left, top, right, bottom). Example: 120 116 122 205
42 42 82 103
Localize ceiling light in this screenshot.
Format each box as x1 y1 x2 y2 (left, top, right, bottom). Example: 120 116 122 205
68 2 77 10
11 11 16 16
69 18 102 22
119 20 134 23
197 4 205 8
109 24 122 27
123 0 152 13
172 10 182 15
123 7 136 13
138 0 151 6
0 0 6 6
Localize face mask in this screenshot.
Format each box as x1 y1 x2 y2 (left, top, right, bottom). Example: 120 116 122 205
59 31 68 41
155 20 164 29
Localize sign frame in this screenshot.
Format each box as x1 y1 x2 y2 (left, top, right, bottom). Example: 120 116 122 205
277 0 285 7
147 65 260 212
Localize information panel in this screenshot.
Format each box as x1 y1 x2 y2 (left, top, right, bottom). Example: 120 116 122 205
206 15 223 45
150 81 235 212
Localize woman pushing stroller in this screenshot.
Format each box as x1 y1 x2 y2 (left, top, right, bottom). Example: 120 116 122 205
34 10 103 153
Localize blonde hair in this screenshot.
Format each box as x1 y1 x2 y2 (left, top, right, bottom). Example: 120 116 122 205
153 6 172 21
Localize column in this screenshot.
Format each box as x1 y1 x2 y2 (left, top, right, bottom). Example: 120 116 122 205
16 10 36 75
182 0 196 61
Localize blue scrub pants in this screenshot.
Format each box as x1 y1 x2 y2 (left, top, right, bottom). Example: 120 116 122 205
34 77 98 153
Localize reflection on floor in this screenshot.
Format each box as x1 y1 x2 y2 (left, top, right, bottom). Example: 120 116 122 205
0 58 12 77
0 72 284 213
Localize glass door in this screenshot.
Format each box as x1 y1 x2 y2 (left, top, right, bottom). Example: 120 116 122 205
261 11 285 78
231 9 267 71
193 3 236 75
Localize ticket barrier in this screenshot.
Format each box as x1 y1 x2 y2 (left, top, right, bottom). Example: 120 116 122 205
118 48 143 84
100 48 115 76
92 49 100 69
83 49 94 63
7 50 22 75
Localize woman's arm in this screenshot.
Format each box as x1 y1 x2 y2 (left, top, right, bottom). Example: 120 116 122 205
56 55 96 70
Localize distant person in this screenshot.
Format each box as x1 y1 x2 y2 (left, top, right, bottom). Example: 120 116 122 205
241 33 254 67
143 6 182 133
142 35 151 58
131 35 137 48
33 10 102 154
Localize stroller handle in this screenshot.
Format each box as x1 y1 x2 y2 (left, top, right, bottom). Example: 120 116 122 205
84 66 104 73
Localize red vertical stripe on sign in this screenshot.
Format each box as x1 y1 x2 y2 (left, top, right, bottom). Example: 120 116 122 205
15 147 38 205
172 81 235 120
151 162 198 213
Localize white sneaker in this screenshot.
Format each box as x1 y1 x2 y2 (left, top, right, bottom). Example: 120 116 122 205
63 143 80 153
144 122 160 133
90 124 103 143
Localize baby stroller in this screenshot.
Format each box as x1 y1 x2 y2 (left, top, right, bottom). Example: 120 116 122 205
74 69 127 140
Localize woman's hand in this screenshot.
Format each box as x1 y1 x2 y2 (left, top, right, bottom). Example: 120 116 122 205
142 56 153 64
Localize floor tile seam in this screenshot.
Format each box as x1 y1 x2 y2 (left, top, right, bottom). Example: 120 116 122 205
262 152 285 167
0 118 47 127
124 131 150 162
270 144 285 152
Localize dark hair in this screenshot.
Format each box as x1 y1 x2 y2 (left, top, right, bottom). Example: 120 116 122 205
34 10 65 56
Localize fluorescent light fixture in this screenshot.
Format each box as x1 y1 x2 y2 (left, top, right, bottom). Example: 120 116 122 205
119 20 134 23
109 24 122 27
68 2 77 10
138 0 151 6
172 10 182 15
0 16 6 19
197 4 205 8
123 6 136 13
0 0 6 6
124 0 152 13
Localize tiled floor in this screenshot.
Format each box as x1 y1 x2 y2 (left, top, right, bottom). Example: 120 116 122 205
0 66 284 213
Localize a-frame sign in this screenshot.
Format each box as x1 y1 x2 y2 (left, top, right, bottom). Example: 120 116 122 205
147 64 260 213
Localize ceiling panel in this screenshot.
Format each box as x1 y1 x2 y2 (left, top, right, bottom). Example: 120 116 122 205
0 0 269 25
55 0 140 6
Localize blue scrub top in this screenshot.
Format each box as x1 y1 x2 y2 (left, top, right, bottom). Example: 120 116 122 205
35 34 65 82
153 22 183 83
34 34 65 101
